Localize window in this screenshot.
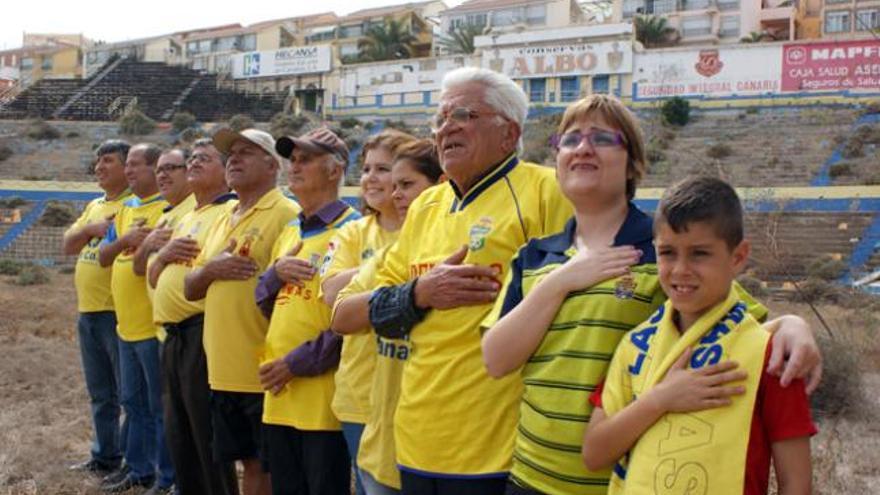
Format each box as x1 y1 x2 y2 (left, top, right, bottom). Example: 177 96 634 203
650 0 677 14
215 54 232 73
187 41 199 55
215 36 237 52
856 9 879 30
340 25 364 38
529 78 545 102
825 0 850 5
199 40 212 53
468 13 488 26
623 0 645 18
560 76 579 102
526 5 547 25
683 0 711 10
42 57 53 71
720 15 740 36
192 57 207 70
241 34 257 51
21 57 33 70
592 75 610 94
682 16 713 35
718 0 740 11
340 43 359 56
492 8 523 26
825 10 851 32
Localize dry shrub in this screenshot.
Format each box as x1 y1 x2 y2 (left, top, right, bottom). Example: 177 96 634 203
269 112 308 139
0 145 12 162
706 143 732 159
118 107 156 136
737 273 767 298
170 112 197 133
0 259 24 275
806 255 847 281
0 196 26 208
25 119 61 140
39 202 76 227
14 265 50 286
227 114 255 132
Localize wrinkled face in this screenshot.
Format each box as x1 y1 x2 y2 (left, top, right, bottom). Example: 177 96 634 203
655 221 749 330
288 148 339 200
155 150 190 203
391 158 437 218
360 147 395 214
187 145 227 192
225 139 275 192
124 146 158 196
555 114 630 206
433 82 516 189
94 152 127 193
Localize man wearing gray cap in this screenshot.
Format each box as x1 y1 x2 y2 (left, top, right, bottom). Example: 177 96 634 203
185 128 300 495
254 127 357 495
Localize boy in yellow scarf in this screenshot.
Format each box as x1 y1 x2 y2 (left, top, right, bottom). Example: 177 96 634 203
583 176 815 495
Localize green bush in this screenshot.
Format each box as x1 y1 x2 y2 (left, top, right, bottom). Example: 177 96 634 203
39 202 76 227
661 97 690 126
829 162 853 178
339 117 362 129
269 113 309 139
227 114 255 132
0 196 26 208
25 119 61 140
171 112 197 133
0 145 11 162
15 264 50 286
0 259 24 275
806 255 847 281
706 143 732 159
118 106 156 136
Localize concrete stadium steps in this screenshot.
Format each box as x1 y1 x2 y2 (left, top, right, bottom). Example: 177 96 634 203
0 80 86 119
176 78 286 122
641 109 857 188
744 211 874 281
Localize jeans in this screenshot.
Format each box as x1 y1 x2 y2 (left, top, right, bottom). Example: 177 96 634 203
119 337 175 487
361 468 401 495
342 422 366 495
77 311 123 467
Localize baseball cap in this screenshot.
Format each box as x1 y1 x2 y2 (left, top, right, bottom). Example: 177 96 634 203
213 128 283 165
276 127 350 167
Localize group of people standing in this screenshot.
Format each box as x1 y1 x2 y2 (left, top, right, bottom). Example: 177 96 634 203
64 66 822 495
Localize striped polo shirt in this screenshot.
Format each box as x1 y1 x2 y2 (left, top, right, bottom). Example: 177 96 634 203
483 205 664 495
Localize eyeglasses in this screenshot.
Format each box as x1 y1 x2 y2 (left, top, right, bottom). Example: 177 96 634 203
155 163 187 174
551 130 626 150
430 107 502 132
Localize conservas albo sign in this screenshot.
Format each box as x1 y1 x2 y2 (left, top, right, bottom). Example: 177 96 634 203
482 41 631 78
231 45 332 79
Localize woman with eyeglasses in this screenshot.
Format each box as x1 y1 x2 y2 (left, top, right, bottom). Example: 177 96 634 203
320 129 416 495
480 95 820 495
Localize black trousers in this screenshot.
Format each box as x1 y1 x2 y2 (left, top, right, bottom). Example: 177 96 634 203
162 315 238 495
400 470 507 495
262 423 350 495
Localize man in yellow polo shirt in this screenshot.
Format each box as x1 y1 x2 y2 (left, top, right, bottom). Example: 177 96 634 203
149 139 237 495
63 140 131 476
255 128 359 495
184 129 299 495
98 143 175 494
366 67 573 494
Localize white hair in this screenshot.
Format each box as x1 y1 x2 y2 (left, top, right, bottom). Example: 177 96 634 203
440 67 528 152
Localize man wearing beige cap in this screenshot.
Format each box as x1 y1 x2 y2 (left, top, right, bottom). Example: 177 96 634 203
185 128 300 495
254 126 356 495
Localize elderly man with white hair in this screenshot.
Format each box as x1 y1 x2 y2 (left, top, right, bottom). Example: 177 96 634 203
362 67 573 494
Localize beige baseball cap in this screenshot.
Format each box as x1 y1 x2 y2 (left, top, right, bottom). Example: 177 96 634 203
213 128 283 165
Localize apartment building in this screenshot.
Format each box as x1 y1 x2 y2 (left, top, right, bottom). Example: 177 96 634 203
438 0 588 35
820 0 880 37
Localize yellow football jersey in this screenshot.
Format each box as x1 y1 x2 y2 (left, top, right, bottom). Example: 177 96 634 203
68 191 131 313
145 194 196 306
152 194 236 325
196 188 300 393
374 155 573 476
262 205 360 430
322 215 399 424
108 192 168 342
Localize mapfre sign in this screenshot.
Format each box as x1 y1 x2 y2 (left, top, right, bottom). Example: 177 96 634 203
782 40 880 92
633 45 781 99
231 45 332 79
483 41 632 78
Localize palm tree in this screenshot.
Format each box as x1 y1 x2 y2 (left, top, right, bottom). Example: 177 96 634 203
634 15 679 48
357 18 417 62
740 30 776 43
435 23 484 55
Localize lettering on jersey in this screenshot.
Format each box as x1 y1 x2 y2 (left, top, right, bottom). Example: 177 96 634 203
276 283 313 305
409 262 437 278
377 335 409 360
468 216 493 251
238 228 261 257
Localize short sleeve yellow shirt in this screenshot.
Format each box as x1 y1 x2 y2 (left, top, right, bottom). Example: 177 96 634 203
145 194 196 306
68 191 131 313
374 156 573 476
196 188 300 393
108 193 168 342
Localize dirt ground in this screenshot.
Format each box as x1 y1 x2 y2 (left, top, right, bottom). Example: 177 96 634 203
0 272 878 494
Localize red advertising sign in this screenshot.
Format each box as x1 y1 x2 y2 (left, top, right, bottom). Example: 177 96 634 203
782 40 880 92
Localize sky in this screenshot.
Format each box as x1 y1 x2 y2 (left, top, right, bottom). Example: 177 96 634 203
1 0 466 50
